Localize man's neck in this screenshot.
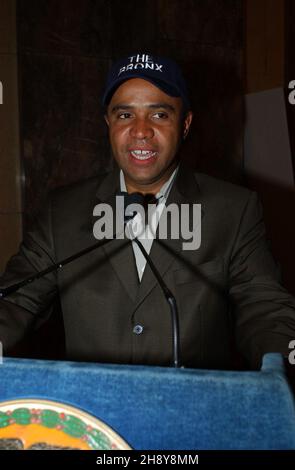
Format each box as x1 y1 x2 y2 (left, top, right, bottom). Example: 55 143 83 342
123 167 178 195
120 166 179 200
125 181 163 195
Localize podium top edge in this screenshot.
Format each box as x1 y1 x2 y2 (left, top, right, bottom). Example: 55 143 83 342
1 353 285 378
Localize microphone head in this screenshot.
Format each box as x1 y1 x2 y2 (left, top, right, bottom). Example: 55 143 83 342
117 191 158 223
124 192 146 207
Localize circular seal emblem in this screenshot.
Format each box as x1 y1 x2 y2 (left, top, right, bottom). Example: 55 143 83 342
0 399 131 450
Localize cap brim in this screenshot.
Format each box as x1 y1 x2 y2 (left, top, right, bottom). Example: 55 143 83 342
102 74 181 107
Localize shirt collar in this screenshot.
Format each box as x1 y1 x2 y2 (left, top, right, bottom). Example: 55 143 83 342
120 165 179 202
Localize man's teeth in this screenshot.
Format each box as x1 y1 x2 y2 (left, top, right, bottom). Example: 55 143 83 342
130 150 156 160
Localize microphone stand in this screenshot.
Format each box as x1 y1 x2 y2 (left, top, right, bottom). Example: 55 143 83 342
123 191 181 368
133 238 181 368
0 237 117 298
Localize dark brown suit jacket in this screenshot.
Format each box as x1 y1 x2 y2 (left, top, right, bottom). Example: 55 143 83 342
1 164 295 369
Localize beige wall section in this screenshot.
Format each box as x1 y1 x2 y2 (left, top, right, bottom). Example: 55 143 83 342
246 0 285 93
0 0 22 273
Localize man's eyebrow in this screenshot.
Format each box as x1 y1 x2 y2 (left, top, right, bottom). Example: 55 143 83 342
110 103 176 113
147 103 176 112
110 104 133 113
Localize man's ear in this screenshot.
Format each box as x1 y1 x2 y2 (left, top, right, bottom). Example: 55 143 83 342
104 114 109 126
183 111 193 139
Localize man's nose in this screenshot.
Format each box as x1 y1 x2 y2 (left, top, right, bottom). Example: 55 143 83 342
129 118 154 140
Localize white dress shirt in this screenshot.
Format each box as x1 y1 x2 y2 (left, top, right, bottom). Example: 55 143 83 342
120 167 178 281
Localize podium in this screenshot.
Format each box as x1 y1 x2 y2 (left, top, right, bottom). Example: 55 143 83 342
0 353 294 449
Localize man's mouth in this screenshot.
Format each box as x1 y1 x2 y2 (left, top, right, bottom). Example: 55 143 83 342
130 149 157 161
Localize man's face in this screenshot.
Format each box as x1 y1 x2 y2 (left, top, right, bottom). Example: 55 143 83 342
105 78 193 194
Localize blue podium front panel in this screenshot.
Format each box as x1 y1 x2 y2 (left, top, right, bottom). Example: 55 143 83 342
0 354 294 449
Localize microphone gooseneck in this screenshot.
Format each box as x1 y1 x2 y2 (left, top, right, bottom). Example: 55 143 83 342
133 237 181 368
123 192 181 368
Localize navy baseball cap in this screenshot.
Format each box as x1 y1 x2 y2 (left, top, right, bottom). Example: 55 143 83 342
102 53 190 110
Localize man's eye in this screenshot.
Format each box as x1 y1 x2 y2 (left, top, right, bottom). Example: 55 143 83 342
153 112 168 119
118 113 132 119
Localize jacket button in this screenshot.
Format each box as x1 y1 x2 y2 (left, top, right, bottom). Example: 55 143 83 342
133 324 144 335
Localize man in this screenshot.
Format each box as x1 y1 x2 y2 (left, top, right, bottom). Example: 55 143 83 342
0 53 295 370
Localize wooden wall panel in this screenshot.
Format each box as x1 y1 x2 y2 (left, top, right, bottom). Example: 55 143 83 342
246 0 285 93
17 0 244 222
0 0 22 273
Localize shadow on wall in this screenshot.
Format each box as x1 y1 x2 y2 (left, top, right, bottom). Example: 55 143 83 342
180 56 245 185
246 175 295 297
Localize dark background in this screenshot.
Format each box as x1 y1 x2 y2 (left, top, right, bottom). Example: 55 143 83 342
17 0 244 221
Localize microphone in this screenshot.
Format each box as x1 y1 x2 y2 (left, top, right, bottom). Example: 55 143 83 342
117 190 158 222
122 192 181 368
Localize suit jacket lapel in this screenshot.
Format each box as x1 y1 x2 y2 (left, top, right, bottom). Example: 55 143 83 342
134 164 203 309
95 168 139 302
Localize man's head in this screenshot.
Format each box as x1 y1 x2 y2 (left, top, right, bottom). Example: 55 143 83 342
103 53 193 194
